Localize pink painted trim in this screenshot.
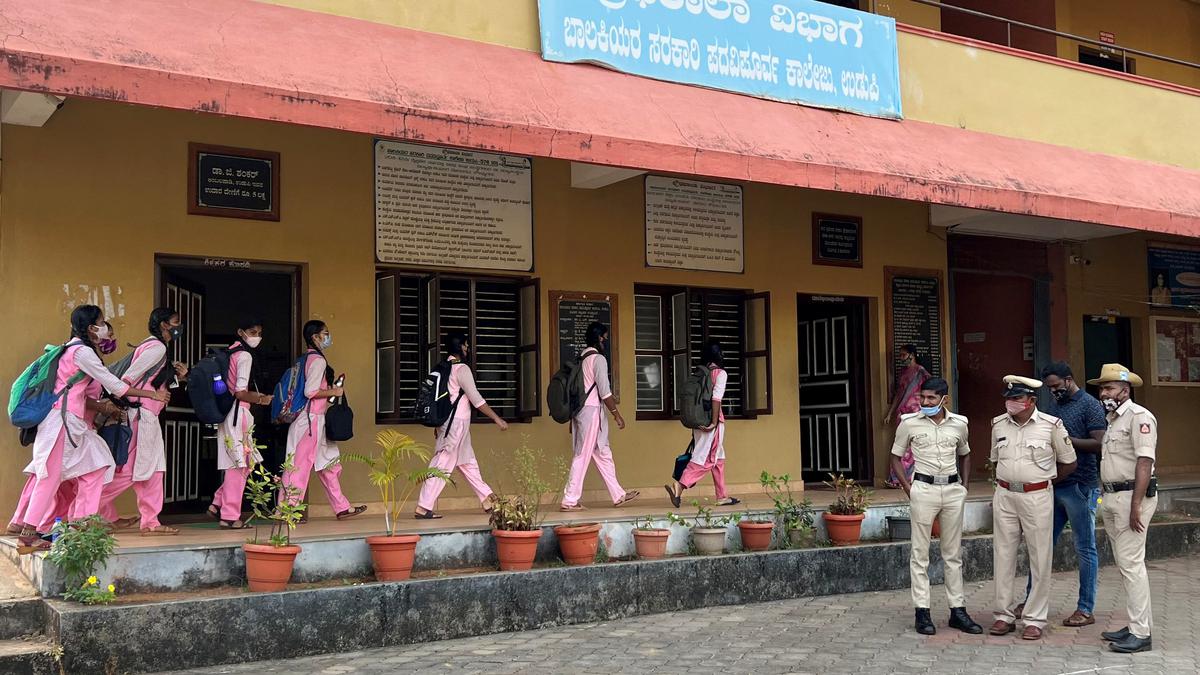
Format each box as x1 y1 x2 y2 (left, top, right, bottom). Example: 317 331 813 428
897 24 1200 98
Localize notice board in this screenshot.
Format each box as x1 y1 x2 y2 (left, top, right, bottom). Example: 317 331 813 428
645 176 743 273
1151 316 1200 386
374 140 533 271
885 267 943 382
188 143 279 221
550 290 619 400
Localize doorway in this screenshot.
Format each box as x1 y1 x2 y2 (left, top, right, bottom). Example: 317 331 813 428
1083 315 1133 399
155 256 301 515
797 295 872 483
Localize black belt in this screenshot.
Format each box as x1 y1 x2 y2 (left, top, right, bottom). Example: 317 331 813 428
1102 477 1158 497
914 473 959 486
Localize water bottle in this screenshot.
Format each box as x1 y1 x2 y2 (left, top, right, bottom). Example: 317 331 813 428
212 375 227 396
50 518 62 542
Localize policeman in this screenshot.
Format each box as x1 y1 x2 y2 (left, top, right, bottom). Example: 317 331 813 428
1088 364 1157 654
989 375 1076 640
890 377 982 636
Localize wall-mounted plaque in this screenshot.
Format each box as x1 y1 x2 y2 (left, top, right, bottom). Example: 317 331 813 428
550 290 619 401
188 143 279 221
885 267 944 384
813 213 863 268
645 176 743 273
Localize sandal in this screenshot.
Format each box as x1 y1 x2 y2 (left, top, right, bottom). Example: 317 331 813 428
663 484 682 509
559 504 585 512
613 490 641 507
219 520 251 530
483 494 498 514
206 505 220 520
336 505 367 520
16 531 50 555
717 497 742 506
413 510 443 520
113 516 141 530
139 525 179 536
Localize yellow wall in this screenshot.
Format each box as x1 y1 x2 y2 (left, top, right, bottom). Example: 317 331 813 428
1061 232 1200 472
1056 0 1200 89
0 99 947 514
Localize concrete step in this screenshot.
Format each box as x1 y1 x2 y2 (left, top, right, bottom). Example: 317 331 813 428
1175 497 1200 518
0 599 46 641
0 637 56 674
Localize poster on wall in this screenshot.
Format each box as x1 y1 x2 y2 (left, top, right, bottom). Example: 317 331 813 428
1151 316 1200 386
374 140 533 271
550 290 619 400
645 176 744 273
1147 242 1200 310
885 267 943 383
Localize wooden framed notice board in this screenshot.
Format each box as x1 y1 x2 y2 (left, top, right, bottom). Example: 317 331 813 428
884 267 944 387
550 290 619 401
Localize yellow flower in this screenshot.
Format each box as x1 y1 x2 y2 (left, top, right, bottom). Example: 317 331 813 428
87 576 98 585
107 584 115 593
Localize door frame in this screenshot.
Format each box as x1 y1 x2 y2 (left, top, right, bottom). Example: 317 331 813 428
796 293 874 484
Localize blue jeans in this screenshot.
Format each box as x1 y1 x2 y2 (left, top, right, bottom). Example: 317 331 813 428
1024 482 1100 613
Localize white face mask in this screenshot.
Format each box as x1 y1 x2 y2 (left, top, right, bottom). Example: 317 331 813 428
1102 398 1120 413
244 335 263 349
320 334 333 349
93 323 111 341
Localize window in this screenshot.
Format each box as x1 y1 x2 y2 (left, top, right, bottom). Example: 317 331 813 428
375 271 539 423
634 284 772 420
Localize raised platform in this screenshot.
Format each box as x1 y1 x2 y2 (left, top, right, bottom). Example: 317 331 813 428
5 474 1200 596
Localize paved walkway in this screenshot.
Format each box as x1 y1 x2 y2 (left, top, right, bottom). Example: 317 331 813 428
169 555 1198 675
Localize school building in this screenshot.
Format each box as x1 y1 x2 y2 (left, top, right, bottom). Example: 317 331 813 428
1 0 1198 518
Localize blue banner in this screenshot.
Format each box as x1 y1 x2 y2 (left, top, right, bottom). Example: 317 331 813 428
537 0 902 119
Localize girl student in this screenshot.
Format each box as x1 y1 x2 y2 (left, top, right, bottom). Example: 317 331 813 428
414 332 508 519
560 322 640 512
16 308 169 552
207 317 273 529
664 340 737 507
279 320 366 522
98 307 189 536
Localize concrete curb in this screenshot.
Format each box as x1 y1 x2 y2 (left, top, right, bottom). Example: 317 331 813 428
46 519 1200 673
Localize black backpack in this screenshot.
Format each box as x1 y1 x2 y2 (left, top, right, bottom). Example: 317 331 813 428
679 364 715 429
547 350 598 424
414 360 463 430
187 347 242 425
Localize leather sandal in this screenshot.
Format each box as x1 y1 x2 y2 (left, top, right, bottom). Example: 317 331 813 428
219 519 251 530
413 510 443 519
6 522 23 536
613 490 640 507
717 497 742 506
1062 611 1094 626
206 505 220 520
336 505 367 520
113 516 141 530
139 525 179 536
560 504 585 512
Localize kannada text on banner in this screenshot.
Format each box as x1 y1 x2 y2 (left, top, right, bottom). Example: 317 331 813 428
537 0 902 119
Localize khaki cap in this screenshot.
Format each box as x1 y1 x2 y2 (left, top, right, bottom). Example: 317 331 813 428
1086 363 1143 387
1002 375 1042 397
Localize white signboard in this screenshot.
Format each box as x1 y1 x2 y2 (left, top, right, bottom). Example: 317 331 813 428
645 176 744 273
374 140 533 271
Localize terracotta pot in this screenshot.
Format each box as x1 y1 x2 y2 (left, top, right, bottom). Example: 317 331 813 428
492 529 543 571
633 528 670 559
366 534 421 581
823 512 866 546
788 527 816 549
737 521 774 551
243 543 301 592
692 527 727 555
554 522 602 566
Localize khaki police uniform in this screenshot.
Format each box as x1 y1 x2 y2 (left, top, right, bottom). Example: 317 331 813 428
1098 399 1157 639
991 408 1076 630
892 410 971 609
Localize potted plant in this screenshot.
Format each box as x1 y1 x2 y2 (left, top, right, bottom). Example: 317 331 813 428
345 430 453 581
822 473 872 546
489 440 561 571
46 515 118 605
760 471 816 549
631 515 671 560
886 505 912 541
736 513 774 552
242 458 307 592
669 500 736 555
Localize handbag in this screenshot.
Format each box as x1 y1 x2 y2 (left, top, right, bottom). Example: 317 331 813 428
672 438 695 483
325 393 354 442
99 420 133 467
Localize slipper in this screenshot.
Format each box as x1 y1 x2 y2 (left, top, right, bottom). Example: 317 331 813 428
413 510 443 520
16 534 50 555
6 523 23 536
113 516 141 530
717 497 742 506
219 520 251 530
140 525 179 536
664 484 681 509
559 504 585 512
206 505 220 520
613 490 641 507
336 505 367 520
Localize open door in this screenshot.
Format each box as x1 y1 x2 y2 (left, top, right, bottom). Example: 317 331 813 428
161 272 208 509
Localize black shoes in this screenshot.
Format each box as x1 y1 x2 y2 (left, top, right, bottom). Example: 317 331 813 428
1109 633 1152 653
1101 626 1131 642
915 608 936 635
948 607 983 634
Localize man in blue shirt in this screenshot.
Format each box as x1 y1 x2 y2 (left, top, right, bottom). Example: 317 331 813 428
1015 361 1108 626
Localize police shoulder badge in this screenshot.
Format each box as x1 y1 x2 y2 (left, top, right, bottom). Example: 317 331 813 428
1139 423 1151 434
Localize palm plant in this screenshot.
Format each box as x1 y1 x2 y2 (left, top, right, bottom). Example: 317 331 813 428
344 430 452 536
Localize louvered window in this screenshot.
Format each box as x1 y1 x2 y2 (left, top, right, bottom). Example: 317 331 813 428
376 272 539 423
634 284 772 420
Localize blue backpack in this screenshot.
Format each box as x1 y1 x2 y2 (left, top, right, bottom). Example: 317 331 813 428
270 353 316 425
9 341 86 430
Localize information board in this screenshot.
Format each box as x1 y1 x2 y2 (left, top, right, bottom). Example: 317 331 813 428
813 213 862 267
1151 316 1200 386
885 268 943 380
1147 242 1200 310
188 143 279 221
645 176 743 273
550 290 619 400
374 140 533 271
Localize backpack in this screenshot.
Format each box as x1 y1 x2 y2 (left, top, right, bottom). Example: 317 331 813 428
547 350 599 424
679 364 715 429
270 352 316 425
108 337 169 388
186 347 242 425
9 341 86 429
414 360 463 429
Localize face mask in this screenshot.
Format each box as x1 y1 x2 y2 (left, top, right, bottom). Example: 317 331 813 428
94 324 111 341
919 396 945 417
168 324 184 340
1102 398 1120 413
320 334 333 349
99 338 118 355
1051 388 1071 404
1005 399 1030 416
243 336 263 349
